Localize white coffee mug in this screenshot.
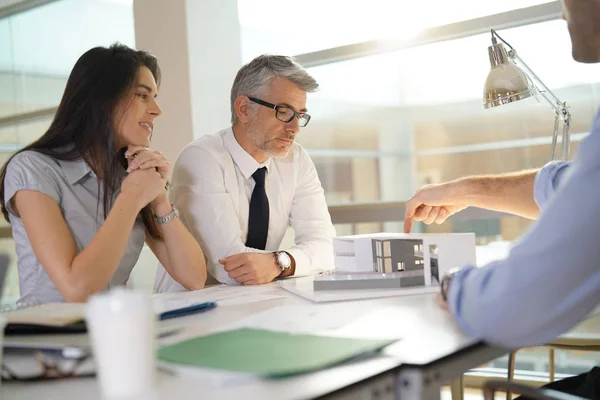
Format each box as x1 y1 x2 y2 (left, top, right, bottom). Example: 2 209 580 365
86 288 156 399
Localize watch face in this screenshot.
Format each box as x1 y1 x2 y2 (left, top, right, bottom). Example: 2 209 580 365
277 252 291 268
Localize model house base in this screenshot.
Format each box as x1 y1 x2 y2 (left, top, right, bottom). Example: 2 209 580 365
332 233 476 287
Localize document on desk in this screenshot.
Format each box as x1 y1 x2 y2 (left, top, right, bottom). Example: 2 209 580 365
158 361 259 387
153 285 284 313
158 327 395 377
219 304 405 340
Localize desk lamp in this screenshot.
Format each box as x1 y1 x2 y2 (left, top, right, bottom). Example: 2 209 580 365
483 28 572 161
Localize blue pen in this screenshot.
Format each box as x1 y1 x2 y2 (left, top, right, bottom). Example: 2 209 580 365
159 301 217 321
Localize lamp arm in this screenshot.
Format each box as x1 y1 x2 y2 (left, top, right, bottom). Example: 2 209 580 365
511 52 572 160
510 52 571 121
561 111 572 160
490 29 572 160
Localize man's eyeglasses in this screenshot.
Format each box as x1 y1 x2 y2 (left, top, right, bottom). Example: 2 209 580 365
248 97 311 127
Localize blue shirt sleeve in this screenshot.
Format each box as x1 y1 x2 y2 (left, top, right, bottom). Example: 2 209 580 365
448 130 600 349
534 161 573 209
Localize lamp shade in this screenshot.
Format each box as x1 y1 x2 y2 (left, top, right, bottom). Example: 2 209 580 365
483 43 534 109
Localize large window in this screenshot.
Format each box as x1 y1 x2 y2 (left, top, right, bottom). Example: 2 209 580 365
239 0 553 60
295 19 600 239
1 0 135 118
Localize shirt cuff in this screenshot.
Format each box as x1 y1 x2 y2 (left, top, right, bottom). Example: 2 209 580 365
285 248 312 277
209 261 238 285
533 161 572 210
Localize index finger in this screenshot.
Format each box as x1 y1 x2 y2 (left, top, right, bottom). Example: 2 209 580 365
125 145 149 158
403 197 422 233
219 253 240 263
403 215 414 234
219 254 246 271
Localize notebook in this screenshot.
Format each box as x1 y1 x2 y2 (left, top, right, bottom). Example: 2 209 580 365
3 303 87 335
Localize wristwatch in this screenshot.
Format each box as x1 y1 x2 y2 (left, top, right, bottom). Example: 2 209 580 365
154 204 179 225
274 251 291 272
440 267 461 302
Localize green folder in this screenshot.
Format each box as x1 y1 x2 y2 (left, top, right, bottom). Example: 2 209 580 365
158 328 396 377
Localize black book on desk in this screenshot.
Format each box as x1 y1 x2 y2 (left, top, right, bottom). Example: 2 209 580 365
2 303 87 335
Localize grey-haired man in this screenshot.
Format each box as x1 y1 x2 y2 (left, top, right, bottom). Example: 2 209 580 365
155 54 335 290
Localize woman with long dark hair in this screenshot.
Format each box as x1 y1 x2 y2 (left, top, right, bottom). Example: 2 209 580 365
0 43 207 304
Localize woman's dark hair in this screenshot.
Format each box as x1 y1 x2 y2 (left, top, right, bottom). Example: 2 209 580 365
0 43 162 238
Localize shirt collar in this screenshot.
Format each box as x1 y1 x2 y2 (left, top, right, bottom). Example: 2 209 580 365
223 126 271 180
57 157 94 185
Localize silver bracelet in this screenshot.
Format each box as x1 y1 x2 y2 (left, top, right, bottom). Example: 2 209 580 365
154 204 179 225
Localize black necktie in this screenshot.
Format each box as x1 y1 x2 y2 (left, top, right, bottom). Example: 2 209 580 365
246 167 269 250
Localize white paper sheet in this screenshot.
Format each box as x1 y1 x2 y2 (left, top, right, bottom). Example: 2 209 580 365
152 285 284 313
218 303 375 334
158 361 258 387
216 294 283 307
217 303 405 342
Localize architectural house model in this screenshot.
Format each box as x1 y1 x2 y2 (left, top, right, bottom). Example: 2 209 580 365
332 233 476 287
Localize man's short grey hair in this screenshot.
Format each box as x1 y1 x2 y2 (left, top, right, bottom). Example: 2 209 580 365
230 54 319 124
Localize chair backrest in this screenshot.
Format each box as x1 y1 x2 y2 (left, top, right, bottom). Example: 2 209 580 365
0 254 10 300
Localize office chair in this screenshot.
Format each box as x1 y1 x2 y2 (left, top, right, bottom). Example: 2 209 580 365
0 253 9 300
483 380 588 400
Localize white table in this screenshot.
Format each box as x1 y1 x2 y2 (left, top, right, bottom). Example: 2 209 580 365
0 283 506 400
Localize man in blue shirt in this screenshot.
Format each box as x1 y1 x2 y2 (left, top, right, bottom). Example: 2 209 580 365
405 0 600 350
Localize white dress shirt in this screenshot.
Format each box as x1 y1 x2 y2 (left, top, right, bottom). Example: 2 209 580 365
154 127 335 291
